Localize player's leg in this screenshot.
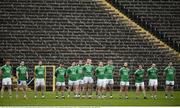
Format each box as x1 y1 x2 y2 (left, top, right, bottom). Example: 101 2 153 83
74 81 79 98
16 81 20 98
34 79 39 98
135 83 140 99
55 82 60 98
97 79 102 98
102 84 106 98
109 79 114 98
7 85 12 98
1 78 6 98
40 79 45 98
61 84 65 98
165 81 169 99
149 79 154 99
170 81 174 99
1 85 5 98
7 78 12 98
82 77 87 98
141 83 147 99
149 86 153 99
153 85 157 99
88 83 93 98
22 81 27 98
119 82 124 99
153 80 158 99
78 80 83 97
68 81 73 98
88 78 93 98
125 85 128 99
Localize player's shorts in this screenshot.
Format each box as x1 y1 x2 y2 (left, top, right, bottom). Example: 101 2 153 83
77 79 84 85
35 78 45 87
18 80 27 86
166 81 174 86
135 82 144 87
149 79 158 86
83 77 93 84
2 78 12 86
68 80 79 86
105 79 114 85
120 81 129 86
97 79 106 88
56 82 65 86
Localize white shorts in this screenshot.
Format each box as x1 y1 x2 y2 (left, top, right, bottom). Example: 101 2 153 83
135 82 144 87
35 78 45 87
2 78 12 86
77 79 84 85
56 82 65 86
68 80 78 86
97 79 106 88
149 79 158 86
120 81 129 86
105 79 114 85
18 80 27 86
166 81 174 86
83 77 93 84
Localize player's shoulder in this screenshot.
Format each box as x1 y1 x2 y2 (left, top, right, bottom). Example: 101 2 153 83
147 67 151 71
1 65 8 69
16 66 20 69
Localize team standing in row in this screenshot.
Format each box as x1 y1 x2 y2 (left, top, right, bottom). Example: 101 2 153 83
0 59 176 99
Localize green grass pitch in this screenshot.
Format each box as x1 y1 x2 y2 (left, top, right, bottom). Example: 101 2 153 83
0 91 180 106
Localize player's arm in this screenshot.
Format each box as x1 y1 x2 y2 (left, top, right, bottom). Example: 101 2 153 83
10 66 13 78
92 65 96 76
174 68 176 81
66 68 69 78
26 67 29 80
119 68 122 78
0 67 2 77
163 67 167 80
133 70 137 80
34 67 37 78
55 68 58 78
16 67 19 80
146 69 149 78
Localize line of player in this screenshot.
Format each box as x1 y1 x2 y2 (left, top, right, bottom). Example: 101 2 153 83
0 59 176 99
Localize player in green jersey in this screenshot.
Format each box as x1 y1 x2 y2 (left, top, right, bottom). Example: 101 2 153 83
134 65 147 99
0 59 12 98
76 60 84 98
147 63 158 99
16 61 28 98
82 59 95 98
104 60 115 98
163 62 176 99
95 62 106 99
34 60 46 98
67 62 78 98
55 62 66 99
119 62 130 99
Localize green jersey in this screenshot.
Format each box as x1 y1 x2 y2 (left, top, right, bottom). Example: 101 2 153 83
16 66 28 81
134 69 144 83
164 66 176 81
95 66 105 79
119 67 130 82
83 64 94 77
35 65 45 79
67 66 77 81
104 65 115 79
0 65 12 78
147 67 158 79
55 67 66 82
76 65 84 80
